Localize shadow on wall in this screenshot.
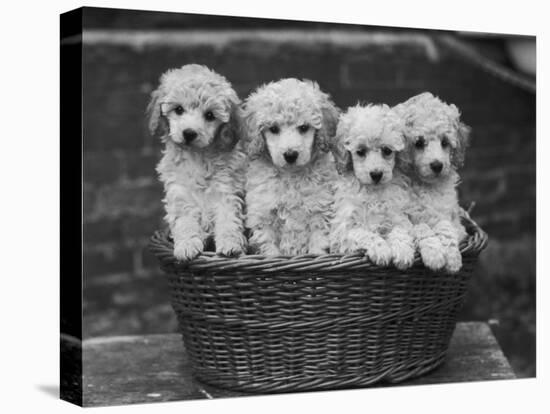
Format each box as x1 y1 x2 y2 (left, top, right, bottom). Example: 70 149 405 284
80 9 536 378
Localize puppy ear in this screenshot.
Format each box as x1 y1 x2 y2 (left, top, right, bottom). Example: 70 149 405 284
214 102 243 151
145 87 168 137
316 96 340 153
242 105 266 160
390 108 414 174
385 107 406 152
452 121 471 168
395 138 415 174
331 115 353 175
333 143 352 175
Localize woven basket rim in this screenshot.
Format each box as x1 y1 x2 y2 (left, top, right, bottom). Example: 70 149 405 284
149 210 488 273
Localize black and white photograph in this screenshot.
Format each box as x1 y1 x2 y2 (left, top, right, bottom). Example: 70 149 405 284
57 5 538 408
57 2 537 410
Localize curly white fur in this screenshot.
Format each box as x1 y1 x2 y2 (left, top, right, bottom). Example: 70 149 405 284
394 92 471 273
147 64 247 261
330 104 415 269
243 79 339 256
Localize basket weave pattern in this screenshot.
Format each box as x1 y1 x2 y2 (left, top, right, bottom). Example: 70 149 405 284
149 217 488 392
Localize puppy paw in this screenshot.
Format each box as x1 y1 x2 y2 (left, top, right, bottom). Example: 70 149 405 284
309 246 329 255
216 236 246 257
260 244 282 256
444 246 462 273
420 246 446 271
309 238 330 255
367 240 393 267
392 244 416 270
417 235 446 271
173 238 203 261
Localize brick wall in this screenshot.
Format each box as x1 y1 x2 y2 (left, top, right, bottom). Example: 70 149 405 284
81 28 535 338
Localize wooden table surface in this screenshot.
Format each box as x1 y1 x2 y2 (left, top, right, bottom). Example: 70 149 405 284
79 322 515 407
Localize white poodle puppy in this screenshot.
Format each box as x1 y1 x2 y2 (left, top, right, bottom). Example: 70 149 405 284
394 92 470 273
147 64 247 261
330 104 415 269
242 78 339 256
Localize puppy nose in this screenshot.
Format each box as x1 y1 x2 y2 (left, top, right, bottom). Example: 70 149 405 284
183 129 198 143
430 161 443 174
283 150 299 164
370 171 383 183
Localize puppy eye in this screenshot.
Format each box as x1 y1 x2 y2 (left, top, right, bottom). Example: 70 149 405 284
441 136 450 148
298 124 310 134
174 105 185 115
356 148 367 157
268 125 280 134
381 146 393 157
415 136 425 149
204 111 215 121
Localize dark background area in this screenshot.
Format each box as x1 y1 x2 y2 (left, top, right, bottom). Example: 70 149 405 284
81 7 536 377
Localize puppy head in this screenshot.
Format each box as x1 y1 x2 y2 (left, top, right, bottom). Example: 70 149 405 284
146 64 241 151
243 78 339 169
396 92 471 183
333 104 405 186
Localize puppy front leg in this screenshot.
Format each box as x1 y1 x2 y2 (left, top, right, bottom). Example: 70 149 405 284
348 228 392 266
308 214 330 255
249 226 281 256
434 220 462 273
164 184 205 261
387 225 415 270
245 190 280 255
414 223 446 271
172 213 205 261
214 196 247 257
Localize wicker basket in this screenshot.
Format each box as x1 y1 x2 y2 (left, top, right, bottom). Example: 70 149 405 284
149 214 488 393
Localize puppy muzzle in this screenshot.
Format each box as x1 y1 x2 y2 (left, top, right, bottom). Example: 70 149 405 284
369 170 383 184
430 161 443 174
183 128 198 143
283 150 299 164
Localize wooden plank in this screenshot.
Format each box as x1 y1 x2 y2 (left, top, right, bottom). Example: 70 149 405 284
81 322 515 407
